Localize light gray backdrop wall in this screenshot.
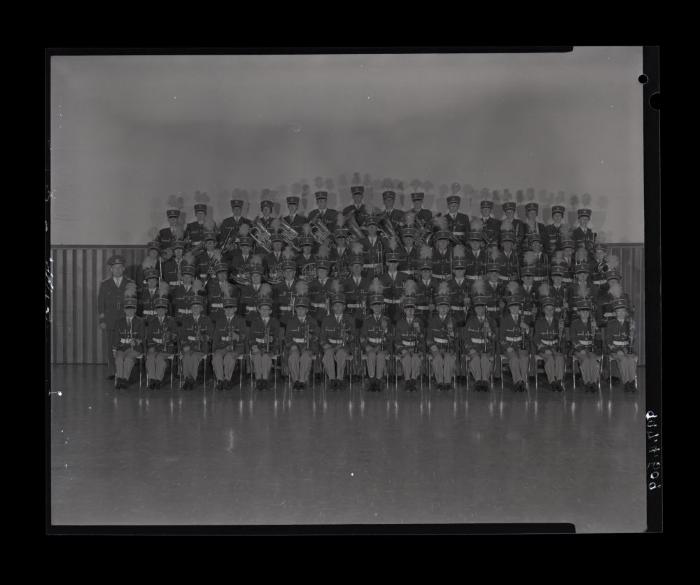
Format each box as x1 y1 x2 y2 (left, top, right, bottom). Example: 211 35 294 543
50 48 644 245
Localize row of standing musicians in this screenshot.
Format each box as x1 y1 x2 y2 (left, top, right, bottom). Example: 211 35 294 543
106 251 637 394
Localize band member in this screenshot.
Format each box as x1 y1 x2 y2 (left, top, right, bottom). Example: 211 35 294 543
360 216 385 277
171 266 201 325
545 205 566 255
410 192 433 225
342 185 369 227
283 196 307 231
184 202 214 249
483 261 504 325
296 234 316 279
218 198 252 249
111 287 146 389
249 287 280 390
463 290 496 392
263 233 286 282
605 293 637 391
416 253 438 325
157 207 184 251
321 286 355 389
591 243 609 294
343 249 371 329
497 226 520 282
310 249 333 324
194 232 220 281
137 241 163 287
228 230 254 274
570 299 600 392
431 220 453 280
597 262 631 328
273 254 298 329
524 202 547 242
499 294 530 392
285 285 319 390
569 263 593 324
178 294 212 390
138 268 161 324
573 208 595 254
520 257 539 327
144 291 178 390
361 283 391 391
205 263 235 323
445 194 470 244
162 240 186 287
527 233 550 283
449 246 471 326
329 227 351 279
399 226 419 276
427 283 457 391
479 200 500 247
501 201 525 251
307 190 338 231
381 190 404 225
380 248 407 324
98 255 136 378
256 200 276 231
464 225 485 281
549 263 570 328
394 286 424 391
534 295 566 391
211 296 247 391
558 226 576 285
238 262 265 324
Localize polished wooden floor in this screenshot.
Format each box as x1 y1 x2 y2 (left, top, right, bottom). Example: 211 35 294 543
50 365 646 531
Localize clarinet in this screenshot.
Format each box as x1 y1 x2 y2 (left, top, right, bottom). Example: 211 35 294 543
305 321 310 351
628 318 636 352
265 322 270 353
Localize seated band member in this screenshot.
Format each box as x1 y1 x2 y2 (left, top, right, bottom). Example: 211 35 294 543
499 294 530 392
343 248 370 329
605 289 637 391
570 299 600 392
463 288 496 392
500 201 525 252
479 200 500 248
273 256 298 330
321 288 355 390
285 288 319 390
448 246 470 327
427 284 457 391
239 263 266 325
398 226 419 276
211 295 247 391
145 289 178 390
111 285 145 389
179 294 212 390
249 289 280 390
497 226 520 282
361 284 391 391
380 250 406 324
309 253 333 325
534 296 566 392
395 286 423 391
170 264 200 326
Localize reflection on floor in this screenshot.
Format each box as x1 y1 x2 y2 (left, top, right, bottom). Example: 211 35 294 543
50 366 646 531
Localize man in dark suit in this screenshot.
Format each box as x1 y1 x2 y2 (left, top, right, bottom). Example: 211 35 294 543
283 196 307 231
381 190 405 226
342 185 369 227
409 192 433 225
445 195 470 245
98 255 136 379
218 199 252 250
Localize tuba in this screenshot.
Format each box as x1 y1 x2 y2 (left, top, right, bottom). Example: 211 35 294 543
250 219 273 254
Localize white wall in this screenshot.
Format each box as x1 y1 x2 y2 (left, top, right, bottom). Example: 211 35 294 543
50 48 644 245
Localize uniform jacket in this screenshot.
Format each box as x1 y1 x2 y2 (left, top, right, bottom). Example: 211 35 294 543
111 315 146 353
320 313 356 349
359 236 387 272
295 253 316 277
462 314 497 353
227 249 254 274
606 318 634 354
549 283 570 318
218 216 252 248
480 216 501 247
499 312 529 352
162 256 186 287
184 220 210 248
394 317 425 353
497 250 520 281
273 279 299 321
399 244 419 274
248 315 281 352
426 314 457 352
157 226 181 250
360 313 392 350
238 283 265 318
569 317 596 352
284 316 320 353
205 279 238 321
464 247 486 279
342 203 369 228
382 208 405 226
170 284 201 322
178 313 213 353
342 275 371 316
263 250 285 279
98 276 136 328
307 207 338 231
282 213 307 231
544 223 565 254
138 288 161 322
412 208 433 225
520 284 539 325
431 247 453 278
444 212 470 243
308 278 333 321
533 316 564 353
145 315 179 353
329 246 350 279
212 314 248 352
572 226 595 253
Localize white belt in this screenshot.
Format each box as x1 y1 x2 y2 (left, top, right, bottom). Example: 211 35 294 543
368 337 383 344
221 336 231 342
311 302 326 308
434 337 447 344
533 276 546 281
347 303 362 309
292 337 306 344
329 338 343 345
169 281 181 286
471 338 485 344
153 338 163 344
554 307 562 312
255 338 267 344
613 340 628 346
384 298 400 304
604 312 615 318
453 231 466 236
541 339 557 345
579 340 592 346
563 278 573 282
187 336 197 341
450 306 463 311
487 306 498 312
211 303 223 309
363 264 375 269
119 338 133 344
465 275 479 280
280 306 292 312
417 305 429 310
143 310 156 315
506 336 522 342
178 308 191 314
400 270 414 275
432 274 448 279
523 311 532 316
402 341 416 347
246 306 258 312
593 280 606 285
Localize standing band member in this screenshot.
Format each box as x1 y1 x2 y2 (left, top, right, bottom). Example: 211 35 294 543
283 195 306 231
445 194 469 244
570 299 600 392
410 191 433 225
249 286 279 390
545 205 566 255
111 284 145 389
500 294 530 392
343 185 369 228
308 190 338 232
534 295 566 391
98 255 134 378
179 294 212 390
285 286 318 390
395 288 423 391
361 282 391 391
185 200 214 250
144 285 177 389
573 208 595 254
218 198 251 249
501 201 525 251
157 207 184 250
427 283 457 390
321 287 355 390
162 240 186 287
479 200 500 247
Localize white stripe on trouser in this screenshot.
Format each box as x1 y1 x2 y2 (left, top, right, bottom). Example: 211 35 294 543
288 347 313 382
323 347 349 380
505 347 529 383
115 349 139 379
212 348 238 380
365 348 386 378
146 351 168 380
468 352 493 382
431 352 455 383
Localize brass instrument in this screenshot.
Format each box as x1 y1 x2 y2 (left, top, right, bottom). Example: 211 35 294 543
310 218 332 245
250 219 273 254
343 210 366 242
300 262 317 282
629 318 636 351
377 213 398 241
278 218 301 252
374 240 384 277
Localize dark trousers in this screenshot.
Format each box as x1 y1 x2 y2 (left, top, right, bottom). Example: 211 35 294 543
104 327 116 371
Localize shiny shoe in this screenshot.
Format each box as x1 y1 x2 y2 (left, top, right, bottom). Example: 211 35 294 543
107 374 116 380
216 380 224 391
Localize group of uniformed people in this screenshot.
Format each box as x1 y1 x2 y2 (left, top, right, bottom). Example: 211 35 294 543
98 186 638 393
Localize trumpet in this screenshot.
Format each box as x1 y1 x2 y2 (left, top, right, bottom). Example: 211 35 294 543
250 219 273 254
